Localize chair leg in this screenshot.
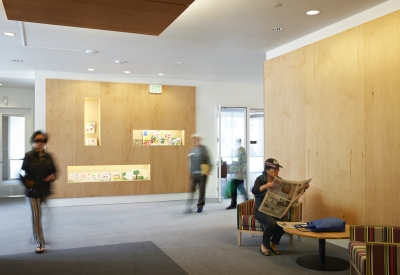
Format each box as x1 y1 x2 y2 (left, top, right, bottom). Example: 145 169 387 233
289 234 293 251
238 231 242 246
297 236 301 242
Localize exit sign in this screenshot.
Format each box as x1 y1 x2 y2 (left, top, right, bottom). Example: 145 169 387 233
149 85 162 94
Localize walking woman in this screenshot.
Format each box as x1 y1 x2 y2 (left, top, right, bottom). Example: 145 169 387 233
21 131 57 253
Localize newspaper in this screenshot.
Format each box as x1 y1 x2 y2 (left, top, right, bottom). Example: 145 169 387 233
258 177 312 218
276 221 307 228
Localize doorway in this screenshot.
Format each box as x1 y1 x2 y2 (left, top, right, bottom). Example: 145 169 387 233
216 106 264 202
218 107 246 201
0 107 33 197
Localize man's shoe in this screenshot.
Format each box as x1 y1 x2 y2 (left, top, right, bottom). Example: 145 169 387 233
196 207 203 213
226 205 236 210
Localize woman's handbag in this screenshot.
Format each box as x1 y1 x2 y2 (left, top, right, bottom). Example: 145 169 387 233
295 217 346 232
224 180 233 198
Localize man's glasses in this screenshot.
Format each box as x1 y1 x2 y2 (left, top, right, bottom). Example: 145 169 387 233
33 139 47 144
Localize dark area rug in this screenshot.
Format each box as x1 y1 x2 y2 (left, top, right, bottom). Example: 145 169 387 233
0 241 188 275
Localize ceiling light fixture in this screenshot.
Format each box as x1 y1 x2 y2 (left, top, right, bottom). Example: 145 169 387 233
88 68 95 71
158 73 165 76
0 83 2 85
272 27 284 32
115 60 126 65
13 59 23 62
307 10 320 15
85 49 98 54
124 71 131 74
3 32 16 36
272 3 282 7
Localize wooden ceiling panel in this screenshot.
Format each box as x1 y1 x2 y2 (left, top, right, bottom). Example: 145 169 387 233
3 0 195 36
147 0 194 4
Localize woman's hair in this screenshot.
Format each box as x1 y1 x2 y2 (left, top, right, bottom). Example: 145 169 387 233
30 130 48 144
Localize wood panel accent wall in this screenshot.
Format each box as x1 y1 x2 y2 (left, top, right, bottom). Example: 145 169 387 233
264 10 400 226
46 79 195 198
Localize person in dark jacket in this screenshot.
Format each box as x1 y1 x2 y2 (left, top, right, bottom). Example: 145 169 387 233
21 130 57 253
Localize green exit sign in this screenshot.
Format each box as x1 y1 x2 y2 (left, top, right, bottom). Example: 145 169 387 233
149 85 162 94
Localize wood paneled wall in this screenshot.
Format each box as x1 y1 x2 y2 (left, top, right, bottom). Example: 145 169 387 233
264 10 400 226
46 79 195 198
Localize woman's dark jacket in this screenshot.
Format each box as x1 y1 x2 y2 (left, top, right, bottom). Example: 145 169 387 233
251 171 269 211
21 150 57 198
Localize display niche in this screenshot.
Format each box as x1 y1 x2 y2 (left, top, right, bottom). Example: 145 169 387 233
67 164 150 182
84 98 100 146
132 130 184 146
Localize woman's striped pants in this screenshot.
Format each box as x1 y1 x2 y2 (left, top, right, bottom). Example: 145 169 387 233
28 197 45 247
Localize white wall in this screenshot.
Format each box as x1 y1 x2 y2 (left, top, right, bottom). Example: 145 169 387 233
0 87 34 108
35 71 263 202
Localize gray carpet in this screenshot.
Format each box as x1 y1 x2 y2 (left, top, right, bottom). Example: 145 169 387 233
0 241 188 275
0 197 351 275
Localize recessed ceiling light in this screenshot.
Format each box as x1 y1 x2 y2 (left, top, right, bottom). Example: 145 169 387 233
13 59 23 62
88 68 95 71
272 27 284 32
84 49 98 54
124 71 131 74
115 60 126 65
0 83 2 85
3 32 16 36
158 73 165 76
272 3 282 7
307 10 320 15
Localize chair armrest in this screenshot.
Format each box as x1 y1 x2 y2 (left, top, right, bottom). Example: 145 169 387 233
365 242 400 275
288 201 302 222
237 199 255 229
350 225 400 243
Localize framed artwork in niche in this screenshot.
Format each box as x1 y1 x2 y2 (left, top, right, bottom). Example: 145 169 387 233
86 123 95 133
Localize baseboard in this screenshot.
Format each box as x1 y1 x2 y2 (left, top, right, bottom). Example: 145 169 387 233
46 193 222 207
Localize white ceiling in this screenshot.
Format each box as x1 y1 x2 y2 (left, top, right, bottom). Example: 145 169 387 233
0 0 388 89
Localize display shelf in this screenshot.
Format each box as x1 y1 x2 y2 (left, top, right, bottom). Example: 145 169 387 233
132 130 184 146
67 164 150 182
84 98 100 146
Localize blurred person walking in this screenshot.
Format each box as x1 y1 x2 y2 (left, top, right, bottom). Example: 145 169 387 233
20 130 57 253
226 138 248 209
185 134 212 213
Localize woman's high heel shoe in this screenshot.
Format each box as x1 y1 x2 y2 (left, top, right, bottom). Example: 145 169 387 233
267 246 281 255
259 248 270 256
35 243 44 254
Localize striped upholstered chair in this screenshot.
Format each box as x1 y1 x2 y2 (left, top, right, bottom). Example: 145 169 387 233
349 225 400 275
236 198 302 250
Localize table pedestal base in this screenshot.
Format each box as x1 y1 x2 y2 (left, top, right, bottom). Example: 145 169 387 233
296 255 350 271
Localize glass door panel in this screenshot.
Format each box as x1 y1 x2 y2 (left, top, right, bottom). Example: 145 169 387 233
219 107 246 199
8 116 25 179
249 110 264 191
